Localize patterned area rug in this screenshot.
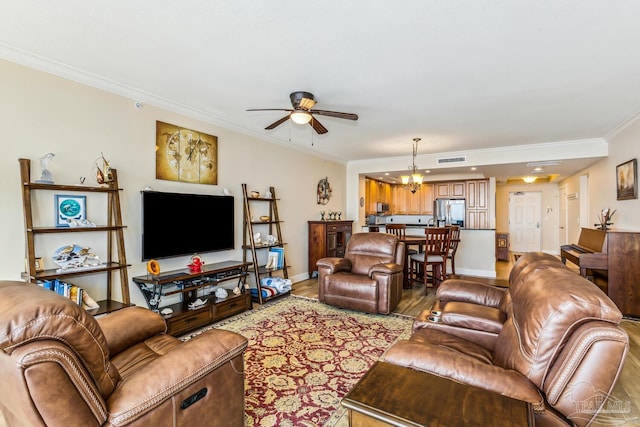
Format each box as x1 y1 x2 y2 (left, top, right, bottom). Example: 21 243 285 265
183 296 412 427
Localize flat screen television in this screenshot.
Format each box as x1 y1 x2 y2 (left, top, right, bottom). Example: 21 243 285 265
141 191 234 260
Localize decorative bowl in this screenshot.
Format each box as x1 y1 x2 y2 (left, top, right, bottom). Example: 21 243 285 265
259 215 270 222
251 191 260 198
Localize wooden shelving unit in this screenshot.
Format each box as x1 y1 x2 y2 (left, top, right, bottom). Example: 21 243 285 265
242 183 289 304
19 158 131 315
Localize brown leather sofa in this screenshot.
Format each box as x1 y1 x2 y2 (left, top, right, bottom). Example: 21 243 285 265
317 232 405 314
0 280 248 427
414 252 566 349
384 256 629 427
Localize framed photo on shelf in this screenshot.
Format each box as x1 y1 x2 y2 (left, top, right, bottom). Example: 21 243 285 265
616 159 638 200
55 194 86 227
34 257 45 272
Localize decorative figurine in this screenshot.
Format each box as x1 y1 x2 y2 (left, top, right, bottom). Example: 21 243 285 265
595 208 616 230
95 153 113 185
188 255 204 273
36 153 55 184
320 211 325 221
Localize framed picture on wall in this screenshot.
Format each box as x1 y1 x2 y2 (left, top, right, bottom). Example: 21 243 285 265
616 159 638 200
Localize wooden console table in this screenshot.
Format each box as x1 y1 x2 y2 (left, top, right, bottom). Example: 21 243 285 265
342 361 532 426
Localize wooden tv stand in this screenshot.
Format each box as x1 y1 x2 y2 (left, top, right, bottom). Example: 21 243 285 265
132 260 252 336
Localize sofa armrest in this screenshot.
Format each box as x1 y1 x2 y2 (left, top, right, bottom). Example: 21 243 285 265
97 306 167 356
368 262 403 277
316 257 352 274
436 279 507 308
384 341 543 407
106 329 247 426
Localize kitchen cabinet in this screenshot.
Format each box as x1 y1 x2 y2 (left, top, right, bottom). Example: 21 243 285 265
421 184 434 214
367 179 379 214
392 185 408 214
366 179 392 214
466 179 489 229
435 182 466 198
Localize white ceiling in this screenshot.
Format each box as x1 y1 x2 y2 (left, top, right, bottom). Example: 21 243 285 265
2 1 640 181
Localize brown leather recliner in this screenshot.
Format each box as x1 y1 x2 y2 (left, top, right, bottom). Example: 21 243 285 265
384 262 629 427
0 281 248 427
317 232 405 314
414 252 566 350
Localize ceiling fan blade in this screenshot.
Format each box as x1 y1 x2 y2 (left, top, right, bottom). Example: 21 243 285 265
309 117 328 134
309 109 359 121
265 114 291 130
246 108 293 112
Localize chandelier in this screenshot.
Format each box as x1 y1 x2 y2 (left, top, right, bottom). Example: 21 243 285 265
401 138 423 193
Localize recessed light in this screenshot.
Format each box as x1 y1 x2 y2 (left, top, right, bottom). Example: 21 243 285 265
471 167 477 171
534 167 543 172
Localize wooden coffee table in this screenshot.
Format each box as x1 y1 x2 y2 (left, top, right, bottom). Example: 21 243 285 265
342 361 533 427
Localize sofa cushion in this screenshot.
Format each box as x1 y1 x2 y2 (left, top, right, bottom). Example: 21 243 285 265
0 281 120 398
494 266 623 387
346 233 398 275
439 301 506 334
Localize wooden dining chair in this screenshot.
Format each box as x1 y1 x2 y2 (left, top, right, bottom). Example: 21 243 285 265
446 225 461 275
385 224 417 255
409 227 451 291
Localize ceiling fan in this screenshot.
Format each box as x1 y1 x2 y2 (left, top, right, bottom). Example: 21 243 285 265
247 91 358 135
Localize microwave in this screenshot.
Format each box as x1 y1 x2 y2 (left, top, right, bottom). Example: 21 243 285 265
376 202 389 213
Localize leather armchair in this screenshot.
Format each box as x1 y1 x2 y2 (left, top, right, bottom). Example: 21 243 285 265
384 260 629 427
0 281 248 427
317 232 405 314
414 252 566 350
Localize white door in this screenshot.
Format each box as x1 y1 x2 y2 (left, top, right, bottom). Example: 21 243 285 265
509 192 542 252
558 185 568 247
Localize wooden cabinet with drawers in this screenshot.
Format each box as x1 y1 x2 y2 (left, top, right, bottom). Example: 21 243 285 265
308 220 353 278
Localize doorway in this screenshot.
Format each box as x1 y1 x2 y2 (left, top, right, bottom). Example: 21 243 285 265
508 191 542 252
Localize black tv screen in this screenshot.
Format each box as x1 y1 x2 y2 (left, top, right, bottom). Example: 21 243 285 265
141 191 234 260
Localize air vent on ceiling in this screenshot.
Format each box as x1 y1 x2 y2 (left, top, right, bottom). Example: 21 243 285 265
527 160 562 167
437 156 467 165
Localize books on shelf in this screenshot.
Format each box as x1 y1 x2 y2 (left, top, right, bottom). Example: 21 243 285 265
265 247 284 269
38 278 99 309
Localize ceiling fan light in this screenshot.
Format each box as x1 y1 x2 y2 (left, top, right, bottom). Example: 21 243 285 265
290 111 312 124
400 176 410 185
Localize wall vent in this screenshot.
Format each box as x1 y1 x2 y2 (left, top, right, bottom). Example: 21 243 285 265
437 156 467 165
566 192 579 200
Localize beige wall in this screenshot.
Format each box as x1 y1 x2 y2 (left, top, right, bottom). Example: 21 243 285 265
0 59 346 307
559 115 640 237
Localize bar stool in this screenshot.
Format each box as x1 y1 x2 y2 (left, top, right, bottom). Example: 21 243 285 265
410 227 451 291
446 225 461 276
385 224 417 255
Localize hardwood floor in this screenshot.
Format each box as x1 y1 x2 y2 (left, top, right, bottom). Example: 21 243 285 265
294 259 640 426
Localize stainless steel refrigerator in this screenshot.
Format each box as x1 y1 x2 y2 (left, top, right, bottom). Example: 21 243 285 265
434 198 466 227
